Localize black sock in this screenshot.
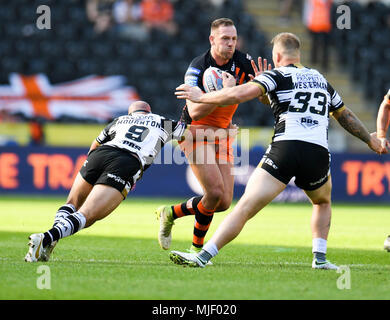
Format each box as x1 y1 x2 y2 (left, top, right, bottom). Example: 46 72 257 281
314 252 326 263
198 249 213 263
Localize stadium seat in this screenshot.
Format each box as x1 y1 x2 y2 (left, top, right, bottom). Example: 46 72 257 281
130 60 150 77
27 58 48 75
0 0 275 125
40 40 64 58
355 14 378 31
91 41 114 58
372 31 390 50
1 57 24 74
168 44 187 61
76 58 102 76
54 23 78 40
65 41 89 58
114 42 140 59
0 42 13 58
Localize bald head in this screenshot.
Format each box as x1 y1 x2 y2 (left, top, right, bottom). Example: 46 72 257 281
128 101 152 115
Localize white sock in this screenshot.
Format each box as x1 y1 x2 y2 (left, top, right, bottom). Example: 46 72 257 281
312 238 327 254
53 204 76 226
54 211 86 239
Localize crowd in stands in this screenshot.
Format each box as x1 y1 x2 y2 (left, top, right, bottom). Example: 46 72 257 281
331 1 390 105
0 0 388 125
0 0 271 126
87 0 177 40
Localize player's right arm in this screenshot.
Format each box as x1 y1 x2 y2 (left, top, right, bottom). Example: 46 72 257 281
183 65 219 120
88 140 100 155
376 90 390 151
88 118 118 154
176 60 272 106
186 99 218 121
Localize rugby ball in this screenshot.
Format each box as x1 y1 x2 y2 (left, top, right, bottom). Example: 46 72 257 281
202 67 224 93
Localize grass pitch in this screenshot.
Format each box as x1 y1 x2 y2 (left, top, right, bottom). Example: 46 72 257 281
0 196 389 300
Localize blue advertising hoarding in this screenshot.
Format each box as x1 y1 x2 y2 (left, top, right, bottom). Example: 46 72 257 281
0 145 389 202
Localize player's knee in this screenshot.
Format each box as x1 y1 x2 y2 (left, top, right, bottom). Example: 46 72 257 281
215 196 233 212
205 186 225 205
311 197 331 206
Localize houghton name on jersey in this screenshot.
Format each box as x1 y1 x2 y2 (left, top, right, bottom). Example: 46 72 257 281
96 113 186 168
252 64 344 150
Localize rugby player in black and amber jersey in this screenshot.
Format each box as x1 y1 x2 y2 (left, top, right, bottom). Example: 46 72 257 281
155 18 269 254
180 48 254 128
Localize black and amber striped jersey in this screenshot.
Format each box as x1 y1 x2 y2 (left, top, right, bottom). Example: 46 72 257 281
252 64 344 149
181 49 254 128
96 113 186 168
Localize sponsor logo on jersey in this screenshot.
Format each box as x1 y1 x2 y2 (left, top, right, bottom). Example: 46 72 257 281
300 116 319 129
122 140 141 150
246 53 252 60
185 75 198 87
187 67 201 75
292 72 327 90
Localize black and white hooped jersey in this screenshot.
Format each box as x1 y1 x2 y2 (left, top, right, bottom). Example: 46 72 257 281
96 113 186 168
252 64 344 150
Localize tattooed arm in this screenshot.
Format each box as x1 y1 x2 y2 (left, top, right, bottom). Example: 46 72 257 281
332 106 384 154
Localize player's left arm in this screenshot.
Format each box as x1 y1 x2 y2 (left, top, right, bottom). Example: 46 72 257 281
176 59 274 106
176 81 264 106
332 106 385 154
248 57 272 105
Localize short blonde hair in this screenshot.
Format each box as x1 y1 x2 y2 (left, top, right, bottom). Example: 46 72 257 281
271 32 301 57
211 18 235 31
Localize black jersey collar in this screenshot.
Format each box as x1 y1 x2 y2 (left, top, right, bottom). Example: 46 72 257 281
207 49 235 70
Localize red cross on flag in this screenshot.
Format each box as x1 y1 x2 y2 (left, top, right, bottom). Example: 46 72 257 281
0 73 140 122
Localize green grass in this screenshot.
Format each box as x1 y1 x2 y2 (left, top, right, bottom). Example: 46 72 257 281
0 196 389 300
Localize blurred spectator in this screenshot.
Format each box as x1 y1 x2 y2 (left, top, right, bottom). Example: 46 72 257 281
113 0 149 40
86 0 115 34
208 0 226 8
140 0 177 36
303 0 332 72
279 0 295 25
29 118 45 146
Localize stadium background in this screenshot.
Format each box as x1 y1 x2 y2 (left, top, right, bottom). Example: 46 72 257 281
0 0 389 203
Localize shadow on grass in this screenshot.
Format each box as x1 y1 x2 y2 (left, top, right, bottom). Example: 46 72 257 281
1 230 390 300
1 230 389 270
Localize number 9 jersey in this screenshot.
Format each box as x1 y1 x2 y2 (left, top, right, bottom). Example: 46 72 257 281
251 63 345 150
95 113 186 169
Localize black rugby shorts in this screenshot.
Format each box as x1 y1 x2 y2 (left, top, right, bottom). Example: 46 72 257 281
80 145 142 198
259 140 330 191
